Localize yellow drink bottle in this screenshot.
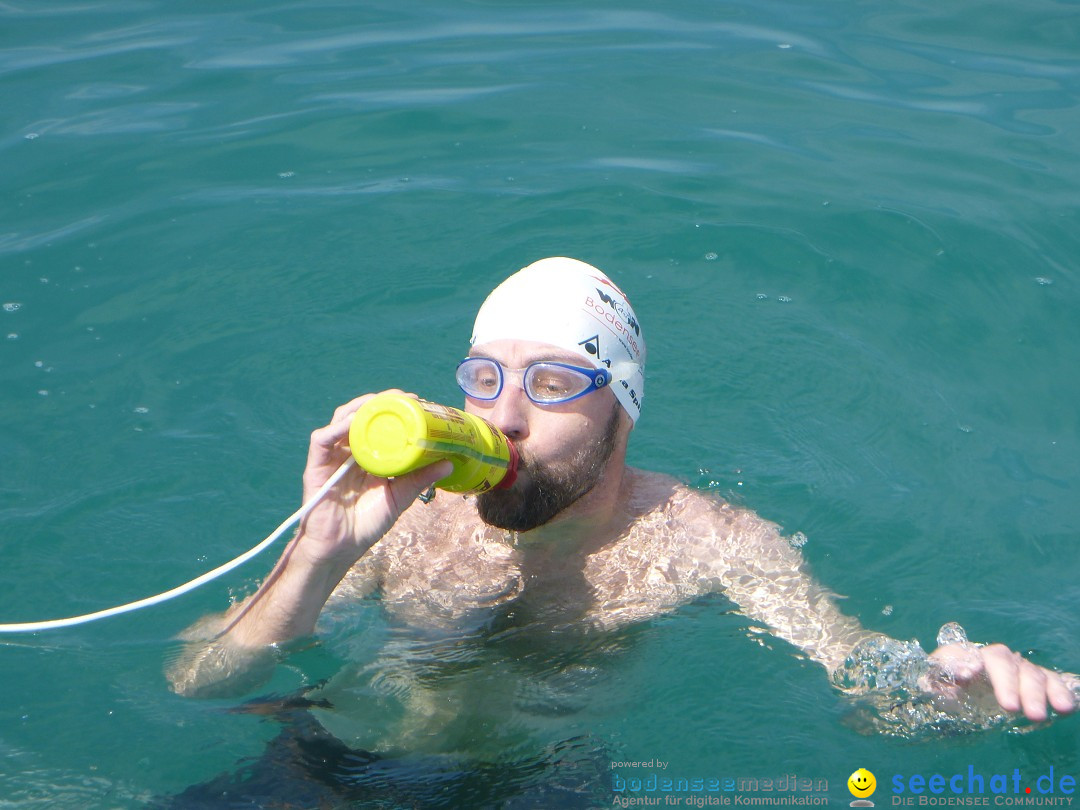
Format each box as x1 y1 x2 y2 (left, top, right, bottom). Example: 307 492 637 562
348 393 519 494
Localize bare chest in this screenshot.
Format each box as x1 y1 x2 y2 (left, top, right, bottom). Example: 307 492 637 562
370 526 699 630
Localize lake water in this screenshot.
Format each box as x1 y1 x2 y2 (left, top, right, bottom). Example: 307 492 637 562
2 0 1078 807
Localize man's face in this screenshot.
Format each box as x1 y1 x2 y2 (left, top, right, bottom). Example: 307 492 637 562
463 340 624 532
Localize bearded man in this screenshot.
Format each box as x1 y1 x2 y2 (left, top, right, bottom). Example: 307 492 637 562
171 257 1075 729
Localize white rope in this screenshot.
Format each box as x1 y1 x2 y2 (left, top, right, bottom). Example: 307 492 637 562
0 457 356 634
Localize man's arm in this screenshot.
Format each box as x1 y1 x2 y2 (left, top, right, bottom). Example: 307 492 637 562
698 498 1076 725
697 499 876 673
166 392 451 697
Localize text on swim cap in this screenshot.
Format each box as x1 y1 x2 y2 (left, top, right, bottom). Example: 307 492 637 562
584 295 641 359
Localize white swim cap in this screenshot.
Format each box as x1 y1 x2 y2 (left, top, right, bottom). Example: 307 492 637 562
470 257 646 422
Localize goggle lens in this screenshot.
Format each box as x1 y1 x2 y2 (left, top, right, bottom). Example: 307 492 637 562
524 363 595 403
456 358 503 400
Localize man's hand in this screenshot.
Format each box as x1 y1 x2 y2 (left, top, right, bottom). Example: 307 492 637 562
296 390 452 570
211 391 450 650
927 640 1077 723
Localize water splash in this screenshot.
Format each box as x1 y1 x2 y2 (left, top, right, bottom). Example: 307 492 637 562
831 624 1049 738
832 634 931 695
936 621 968 647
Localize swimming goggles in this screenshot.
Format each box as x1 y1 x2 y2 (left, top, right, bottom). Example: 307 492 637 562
456 357 611 405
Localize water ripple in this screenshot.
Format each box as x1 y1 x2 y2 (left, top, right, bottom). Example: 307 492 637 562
311 84 527 107
800 80 1068 135
36 102 200 135
0 34 195 77
0 216 105 255
592 156 709 174
186 11 826 70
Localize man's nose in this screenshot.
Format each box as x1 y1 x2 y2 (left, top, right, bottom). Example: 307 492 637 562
486 382 530 442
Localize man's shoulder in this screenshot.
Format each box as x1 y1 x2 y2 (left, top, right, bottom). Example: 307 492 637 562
622 466 789 553
624 466 731 523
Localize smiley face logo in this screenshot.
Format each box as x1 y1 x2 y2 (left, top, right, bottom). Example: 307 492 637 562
848 768 877 799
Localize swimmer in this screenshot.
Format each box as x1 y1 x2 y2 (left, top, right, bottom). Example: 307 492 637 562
168 257 1076 729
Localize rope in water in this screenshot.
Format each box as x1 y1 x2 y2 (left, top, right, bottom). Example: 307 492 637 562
0 457 356 633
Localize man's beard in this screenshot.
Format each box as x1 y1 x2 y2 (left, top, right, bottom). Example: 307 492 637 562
477 405 621 533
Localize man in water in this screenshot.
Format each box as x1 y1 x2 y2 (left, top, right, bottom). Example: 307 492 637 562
170 257 1075 727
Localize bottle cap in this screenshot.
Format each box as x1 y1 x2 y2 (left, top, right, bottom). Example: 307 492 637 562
349 395 426 477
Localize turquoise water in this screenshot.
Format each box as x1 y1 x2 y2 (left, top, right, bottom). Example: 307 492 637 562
2 0 1079 806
